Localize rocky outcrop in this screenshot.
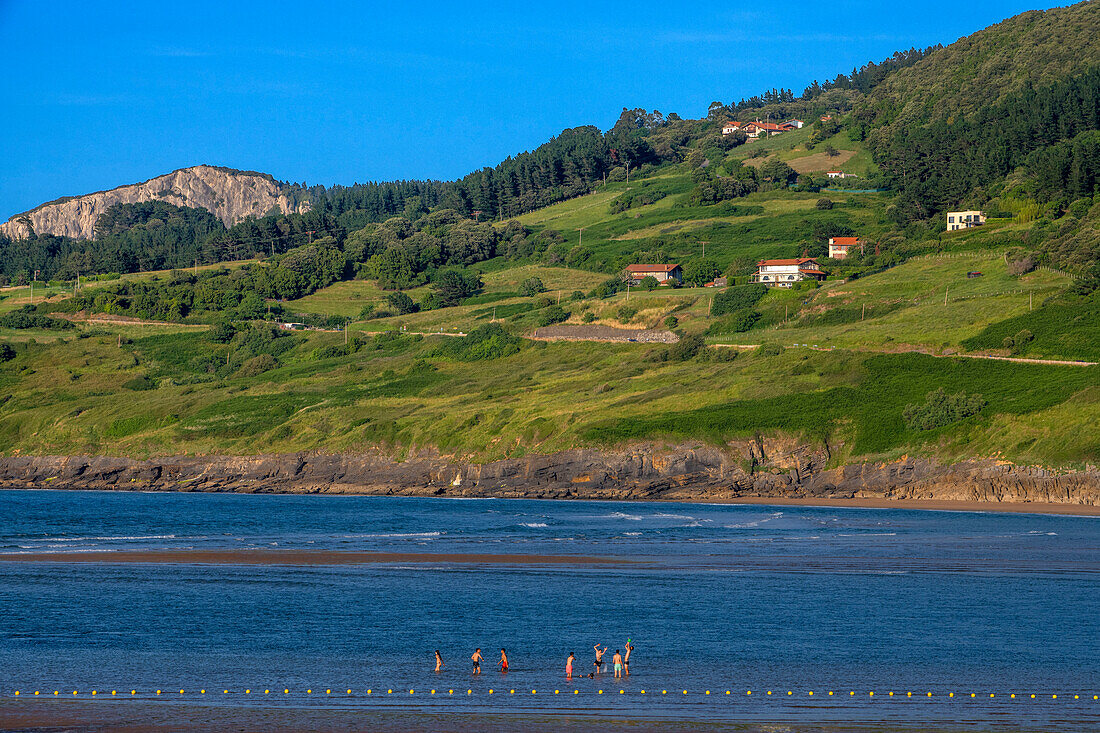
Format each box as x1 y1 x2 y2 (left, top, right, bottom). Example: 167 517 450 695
1 165 309 240
1 441 1097 506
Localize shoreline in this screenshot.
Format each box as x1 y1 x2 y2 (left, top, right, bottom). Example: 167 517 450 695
4 484 1099 517
704 496 1100 517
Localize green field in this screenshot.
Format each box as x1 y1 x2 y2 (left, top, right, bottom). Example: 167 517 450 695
710 253 1074 355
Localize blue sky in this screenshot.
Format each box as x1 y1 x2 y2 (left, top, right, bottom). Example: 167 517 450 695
0 0 1067 219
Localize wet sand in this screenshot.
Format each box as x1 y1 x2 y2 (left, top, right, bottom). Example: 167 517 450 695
0 701 1010 733
710 497 1100 516
0 550 634 565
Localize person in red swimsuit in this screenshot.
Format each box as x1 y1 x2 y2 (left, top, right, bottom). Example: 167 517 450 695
499 648 509 672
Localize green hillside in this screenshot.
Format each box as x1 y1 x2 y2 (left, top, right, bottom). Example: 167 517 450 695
2 3 1099 473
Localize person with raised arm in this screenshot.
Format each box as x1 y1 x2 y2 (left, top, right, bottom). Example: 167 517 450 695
593 643 607 674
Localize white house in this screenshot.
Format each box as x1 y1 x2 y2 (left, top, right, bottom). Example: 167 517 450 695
722 122 742 135
828 237 863 259
947 210 985 231
786 119 805 129
752 258 827 288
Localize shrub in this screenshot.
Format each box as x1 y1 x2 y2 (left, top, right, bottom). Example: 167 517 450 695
536 305 569 327
816 198 834 210
706 309 760 334
0 343 15 362
664 315 679 329
432 323 522 361
236 353 278 377
616 305 638 323
1006 256 1037 277
639 276 659 291
357 303 376 319
711 284 767 316
0 307 73 330
519 277 546 297
209 321 237 343
582 311 597 323
431 268 482 306
1002 329 1035 355
667 333 705 361
757 343 784 357
385 291 419 315
122 375 156 391
902 388 986 431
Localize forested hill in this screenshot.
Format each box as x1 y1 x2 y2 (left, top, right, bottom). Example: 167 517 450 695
856 0 1100 230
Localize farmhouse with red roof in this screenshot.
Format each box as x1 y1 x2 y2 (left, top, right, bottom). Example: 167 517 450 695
624 263 683 286
828 236 863 259
752 258 827 288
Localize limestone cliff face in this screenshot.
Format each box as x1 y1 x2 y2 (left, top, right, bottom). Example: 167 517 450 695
1 165 309 240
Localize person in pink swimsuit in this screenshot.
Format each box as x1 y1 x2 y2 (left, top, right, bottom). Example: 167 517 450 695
566 652 575 678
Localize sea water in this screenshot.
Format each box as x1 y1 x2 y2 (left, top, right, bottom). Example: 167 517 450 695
1 490 1098 729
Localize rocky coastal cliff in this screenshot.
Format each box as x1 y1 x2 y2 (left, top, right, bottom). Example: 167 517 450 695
1 165 308 240
1 440 1096 506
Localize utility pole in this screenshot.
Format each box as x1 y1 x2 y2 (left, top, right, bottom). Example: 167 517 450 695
1029 291 1033 311
625 161 631 182
862 303 866 321
306 230 316 244
344 319 348 345
944 287 949 306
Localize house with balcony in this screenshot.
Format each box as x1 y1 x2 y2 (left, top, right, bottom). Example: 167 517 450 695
947 210 985 231
752 258 827 288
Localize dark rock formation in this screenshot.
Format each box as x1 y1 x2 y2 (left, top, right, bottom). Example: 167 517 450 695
1 441 1096 506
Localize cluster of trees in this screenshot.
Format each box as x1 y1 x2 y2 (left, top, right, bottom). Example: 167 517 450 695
871 67 1100 222
63 242 349 321
902 388 986 431
0 201 225 280
689 158 797 205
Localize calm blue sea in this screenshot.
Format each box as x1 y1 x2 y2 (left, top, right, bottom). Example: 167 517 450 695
1 490 1098 729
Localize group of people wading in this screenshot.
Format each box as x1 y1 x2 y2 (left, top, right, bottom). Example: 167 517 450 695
433 641 634 679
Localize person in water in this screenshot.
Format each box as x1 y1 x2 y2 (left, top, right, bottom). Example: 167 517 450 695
499 648 509 673
613 649 623 678
435 650 444 672
471 648 482 674
566 652 575 678
624 641 634 673
593 644 607 673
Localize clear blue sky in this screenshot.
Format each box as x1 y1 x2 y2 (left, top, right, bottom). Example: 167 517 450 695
0 0 1066 219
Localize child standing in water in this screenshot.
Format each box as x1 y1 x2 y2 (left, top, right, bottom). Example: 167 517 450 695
435 650 444 672
624 640 634 674
471 648 482 674
613 649 623 678
566 652 575 678
499 648 509 673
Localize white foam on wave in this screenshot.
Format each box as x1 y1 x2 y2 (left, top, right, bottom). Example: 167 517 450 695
520 523 549 528
340 532 443 539
606 512 644 521
623 532 642 536
836 533 898 537
23 534 179 542
725 511 784 529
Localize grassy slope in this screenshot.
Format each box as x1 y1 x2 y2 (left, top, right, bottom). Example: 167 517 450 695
711 253 1073 355
2 153 1095 470
0 327 1096 469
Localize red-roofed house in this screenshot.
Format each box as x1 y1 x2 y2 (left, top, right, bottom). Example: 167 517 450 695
625 263 683 286
722 121 743 135
828 236 863 259
752 258 827 288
